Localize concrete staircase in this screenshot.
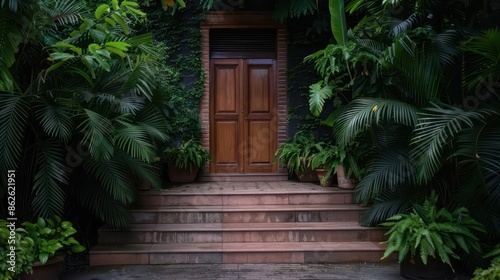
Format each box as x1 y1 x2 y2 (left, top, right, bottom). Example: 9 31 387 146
90 181 391 265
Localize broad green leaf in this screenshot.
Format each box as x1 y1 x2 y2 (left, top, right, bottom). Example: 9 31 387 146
127 6 146 16
309 82 333 117
105 46 127 57
95 4 110 20
112 14 129 34
329 0 348 46
105 41 131 51
50 53 76 60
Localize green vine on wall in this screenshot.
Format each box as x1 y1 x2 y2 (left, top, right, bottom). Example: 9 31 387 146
144 1 205 144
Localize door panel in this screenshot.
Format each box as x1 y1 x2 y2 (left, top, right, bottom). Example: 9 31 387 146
210 59 276 173
243 60 276 172
210 60 242 172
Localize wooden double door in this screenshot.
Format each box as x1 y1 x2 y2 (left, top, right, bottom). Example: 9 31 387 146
210 59 277 173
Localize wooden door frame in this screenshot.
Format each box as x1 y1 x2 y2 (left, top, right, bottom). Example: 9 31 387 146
200 12 287 173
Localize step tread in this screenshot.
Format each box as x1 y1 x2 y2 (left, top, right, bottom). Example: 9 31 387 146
99 222 384 232
91 241 386 254
131 204 364 212
139 182 352 196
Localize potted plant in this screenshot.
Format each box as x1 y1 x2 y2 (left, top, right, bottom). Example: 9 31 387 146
380 192 485 280
310 144 346 187
163 139 212 183
0 217 85 280
273 133 321 182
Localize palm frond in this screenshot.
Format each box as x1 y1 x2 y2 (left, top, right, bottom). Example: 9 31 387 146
115 150 161 190
389 13 424 38
82 157 136 205
134 106 170 142
113 116 156 162
79 109 114 161
411 103 497 184
33 98 74 143
44 0 83 29
0 94 30 169
355 147 415 203
391 42 443 103
31 139 68 218
359 188 412 226
75 180 131 228
334 98 419 147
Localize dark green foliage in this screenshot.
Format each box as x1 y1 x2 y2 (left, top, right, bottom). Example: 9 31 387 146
0 0 172 230
381 192 485 268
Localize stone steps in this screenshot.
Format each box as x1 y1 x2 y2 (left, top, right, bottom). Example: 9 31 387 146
131 204 364 224
198 172 288 182
97 222 386 244
90 241 392 265
134 184 353 207
90 181 391 265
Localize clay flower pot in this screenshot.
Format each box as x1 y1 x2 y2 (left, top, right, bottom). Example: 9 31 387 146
336 164 357 189
315 169 334 187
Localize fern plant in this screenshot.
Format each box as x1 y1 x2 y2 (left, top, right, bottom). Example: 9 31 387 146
163 139 212 172
380 192 485 269
273 133 322 174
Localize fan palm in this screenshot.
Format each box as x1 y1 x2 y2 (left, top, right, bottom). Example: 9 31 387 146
0 0 171 228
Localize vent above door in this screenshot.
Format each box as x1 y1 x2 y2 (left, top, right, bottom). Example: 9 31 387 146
209 28 277 59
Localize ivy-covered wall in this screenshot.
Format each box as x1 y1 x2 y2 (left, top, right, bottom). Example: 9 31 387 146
145 2 205 144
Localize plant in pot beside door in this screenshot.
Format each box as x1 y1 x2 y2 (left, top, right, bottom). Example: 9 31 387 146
16 216 85 280
380 192 485 280
310 143 346 187
163 139 212 183
273 133 321 182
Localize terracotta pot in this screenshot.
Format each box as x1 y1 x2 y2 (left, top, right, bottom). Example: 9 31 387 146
295 170 319 182
22 254 64 280
315 169 334 187
167 165 199 183
400 256 454 280
336 164 357 189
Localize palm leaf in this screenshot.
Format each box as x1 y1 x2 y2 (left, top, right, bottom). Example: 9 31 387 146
33 98 74 143
75 180 131 228
334 98 419 147
79 109 114 161
82 157 135 205
411 103 496 184
355 147 415 203
31 139 68 218
114 117 156 162
0 94 30 169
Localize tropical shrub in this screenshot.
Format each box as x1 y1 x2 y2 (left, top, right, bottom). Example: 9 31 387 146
306 2 500 270
0 0 171 228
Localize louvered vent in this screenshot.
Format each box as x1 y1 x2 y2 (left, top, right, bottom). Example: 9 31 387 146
210 29 277 58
